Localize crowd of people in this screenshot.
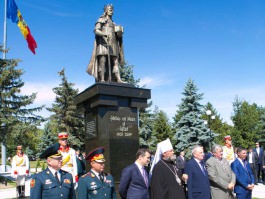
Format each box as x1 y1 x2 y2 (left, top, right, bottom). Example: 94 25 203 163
10 133 264 199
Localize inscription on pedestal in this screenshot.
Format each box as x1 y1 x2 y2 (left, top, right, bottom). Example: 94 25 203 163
108 108 138 139
86 119 96 139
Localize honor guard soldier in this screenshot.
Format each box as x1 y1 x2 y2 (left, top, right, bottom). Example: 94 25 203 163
11 145 30 198
77 147 117 199
223 135 235 164
58 132 78 184
30 143 76 199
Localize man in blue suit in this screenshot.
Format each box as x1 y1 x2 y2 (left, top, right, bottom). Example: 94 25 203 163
184 145 211 199
253 142 264 183
231 147 255 199
30 143 76 199
119 148 151 199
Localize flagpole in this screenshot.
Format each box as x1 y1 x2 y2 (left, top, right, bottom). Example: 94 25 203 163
1 0 7 172
3 0 7 59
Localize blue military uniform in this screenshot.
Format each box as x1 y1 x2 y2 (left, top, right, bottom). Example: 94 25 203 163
77 171 116 199
77 147 116 199
30 143 76 199
30 168 76 199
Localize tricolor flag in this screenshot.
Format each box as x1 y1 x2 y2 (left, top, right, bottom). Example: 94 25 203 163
7 0 37 54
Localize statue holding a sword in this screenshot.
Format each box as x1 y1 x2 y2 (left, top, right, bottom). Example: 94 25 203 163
87 4 125 83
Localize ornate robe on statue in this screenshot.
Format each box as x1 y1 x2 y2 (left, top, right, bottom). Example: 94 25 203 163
59 146 78 183
87 14 124 81
11 153 29 185
150 159 185 199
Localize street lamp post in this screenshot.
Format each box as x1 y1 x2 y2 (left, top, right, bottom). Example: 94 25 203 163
206 110 215 150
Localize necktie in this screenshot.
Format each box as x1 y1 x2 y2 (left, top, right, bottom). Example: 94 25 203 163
99 173 103 183
55 171 60 183
142 167 148 186
199 161 206 176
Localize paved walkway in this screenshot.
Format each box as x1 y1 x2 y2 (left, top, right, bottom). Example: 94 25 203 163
1 172 265 199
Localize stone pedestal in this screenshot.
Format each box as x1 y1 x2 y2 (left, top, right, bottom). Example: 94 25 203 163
74 82 151 182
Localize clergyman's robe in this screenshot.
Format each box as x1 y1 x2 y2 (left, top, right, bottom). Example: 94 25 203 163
150 159 186 199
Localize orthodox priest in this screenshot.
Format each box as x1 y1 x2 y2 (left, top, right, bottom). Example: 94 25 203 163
150 139 187 199
87 4 125 83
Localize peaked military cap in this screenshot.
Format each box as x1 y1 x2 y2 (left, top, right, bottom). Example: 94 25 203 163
39 143 61 159
86 147 105 162
224 135 232 140
58 132 68 139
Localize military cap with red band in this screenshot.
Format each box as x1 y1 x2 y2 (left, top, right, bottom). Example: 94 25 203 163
86 147 105 162
224 135 232 140
58 132 68 139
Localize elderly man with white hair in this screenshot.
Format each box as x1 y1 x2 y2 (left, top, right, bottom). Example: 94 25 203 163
184 145 211 199
206 145 236 199
150 138 186 199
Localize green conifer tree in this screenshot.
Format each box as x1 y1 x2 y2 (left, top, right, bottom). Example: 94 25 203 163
0 48 44 156
36 122 57 157
174 79 209 157
231 98 260 148
258 108 265 143
120 62 140 86
139 101 156 149
47 69 85 148
150 106 173 150
201 102 222 145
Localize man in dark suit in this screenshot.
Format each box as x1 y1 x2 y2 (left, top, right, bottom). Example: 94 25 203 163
253 142 264 183
176 151 187 173
119 148 151 199
30 143 76 199
76 149 86 178
184 145 211 199
262 148 265 185
247 147 258 184
231 147 255 199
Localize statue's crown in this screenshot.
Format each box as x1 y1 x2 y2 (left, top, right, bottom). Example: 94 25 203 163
104 4 113 11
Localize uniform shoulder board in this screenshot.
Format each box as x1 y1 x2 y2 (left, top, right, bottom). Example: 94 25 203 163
82 172 95 178
60 169 68 174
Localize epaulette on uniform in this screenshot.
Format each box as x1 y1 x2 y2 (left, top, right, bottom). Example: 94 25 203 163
60 169 67 174
82 172 95 178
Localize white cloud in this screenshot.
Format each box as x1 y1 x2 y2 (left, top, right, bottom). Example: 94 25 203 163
21 82 57 105
139 75 175 89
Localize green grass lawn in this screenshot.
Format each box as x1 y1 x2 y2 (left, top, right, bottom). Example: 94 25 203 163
30 160 47 173
0 158 46 173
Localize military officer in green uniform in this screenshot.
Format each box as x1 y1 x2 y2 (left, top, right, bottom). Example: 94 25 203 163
30 143 76 199
77 147 116 199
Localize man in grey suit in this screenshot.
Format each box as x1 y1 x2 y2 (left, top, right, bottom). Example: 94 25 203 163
206 145 236 199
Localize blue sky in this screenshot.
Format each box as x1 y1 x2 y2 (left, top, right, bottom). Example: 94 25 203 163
1 0 265 125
